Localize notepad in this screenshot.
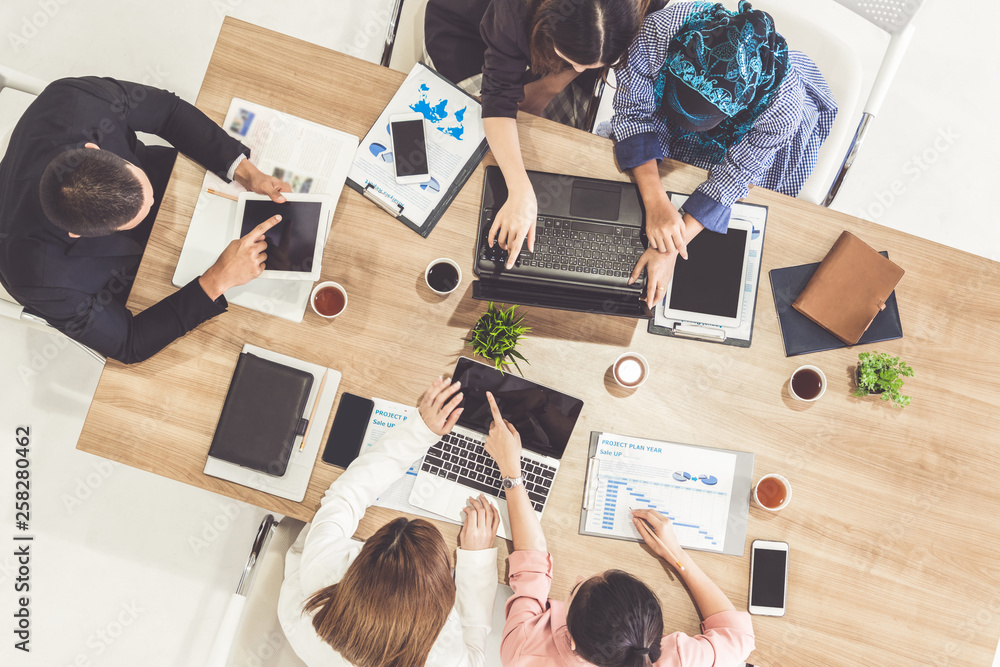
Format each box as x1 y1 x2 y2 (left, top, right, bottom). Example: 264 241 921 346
207 352 314 477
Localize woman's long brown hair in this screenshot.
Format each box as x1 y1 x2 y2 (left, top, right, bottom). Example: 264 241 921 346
304 518 456 667
528 0 654 76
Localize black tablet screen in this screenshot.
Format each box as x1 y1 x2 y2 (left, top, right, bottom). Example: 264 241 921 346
452 358 583 460
240 200 322 273
668 227 748 318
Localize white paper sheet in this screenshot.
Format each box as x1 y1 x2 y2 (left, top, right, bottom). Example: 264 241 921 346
584 433 738 553
348 63 484 229
652 196 769 342
359 398 460 524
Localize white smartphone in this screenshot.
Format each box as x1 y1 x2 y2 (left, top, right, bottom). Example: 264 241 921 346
748 540 788 616
389 112 431 185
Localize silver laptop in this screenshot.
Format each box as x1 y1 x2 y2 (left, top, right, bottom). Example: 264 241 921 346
409 357 584 539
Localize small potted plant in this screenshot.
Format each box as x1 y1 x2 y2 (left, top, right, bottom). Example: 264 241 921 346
854 351 914 407
466 302 530 375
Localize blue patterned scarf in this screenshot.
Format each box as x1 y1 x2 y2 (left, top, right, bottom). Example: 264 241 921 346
654 1 789 164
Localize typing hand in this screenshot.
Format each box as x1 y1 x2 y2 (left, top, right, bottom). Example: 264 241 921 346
484 391 522 478
489 186 537 269
644 194 688 259
417 376 464 437
629 246 677 306
459 494 501 550
199 215 281 300
234 159 292 203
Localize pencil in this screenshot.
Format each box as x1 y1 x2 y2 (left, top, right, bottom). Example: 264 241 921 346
206 188 239 202
630 507 685 571
299 370 328 452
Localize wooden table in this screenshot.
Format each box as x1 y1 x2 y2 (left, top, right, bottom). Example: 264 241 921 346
77 17 1000 666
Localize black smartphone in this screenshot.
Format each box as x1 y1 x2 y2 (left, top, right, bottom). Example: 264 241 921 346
321 393 374 468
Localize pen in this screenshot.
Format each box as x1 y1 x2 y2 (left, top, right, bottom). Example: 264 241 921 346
299 370 328 452
206 188 239 202
629 507 685 571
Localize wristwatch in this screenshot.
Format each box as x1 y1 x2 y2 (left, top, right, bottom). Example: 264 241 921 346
501 475 524 491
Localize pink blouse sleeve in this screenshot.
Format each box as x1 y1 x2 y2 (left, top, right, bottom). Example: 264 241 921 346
658 610 756 666
500 551 554 664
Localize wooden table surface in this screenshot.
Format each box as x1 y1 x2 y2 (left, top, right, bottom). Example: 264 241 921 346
76 17 1000 666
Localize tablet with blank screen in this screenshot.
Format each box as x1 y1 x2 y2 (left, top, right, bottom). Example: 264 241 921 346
231 193 332 281
660 217 752 328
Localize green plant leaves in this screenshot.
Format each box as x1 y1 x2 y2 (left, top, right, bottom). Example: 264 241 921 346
465 302 531 376
855 350 914 407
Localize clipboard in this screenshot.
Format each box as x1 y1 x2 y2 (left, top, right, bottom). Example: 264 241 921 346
347 62 489 238
647 196 768 347
579 432 755 557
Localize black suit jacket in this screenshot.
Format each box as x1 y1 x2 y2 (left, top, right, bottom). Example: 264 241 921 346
0 77 250 363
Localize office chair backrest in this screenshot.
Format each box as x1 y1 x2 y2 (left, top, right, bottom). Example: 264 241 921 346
832 0 925 34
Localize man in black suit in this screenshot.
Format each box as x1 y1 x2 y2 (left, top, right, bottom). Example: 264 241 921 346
0 76 291 363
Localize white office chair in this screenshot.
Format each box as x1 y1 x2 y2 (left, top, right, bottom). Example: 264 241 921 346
593 0 924 207
207 514 512 667
0 66 106 364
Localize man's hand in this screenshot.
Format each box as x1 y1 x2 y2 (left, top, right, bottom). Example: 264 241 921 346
417 376 464 436
629 246 678 305
644 192 688 259
199 215 280 300
484 391 523 478
489 185 537 270
459 494 501 550
233 159 292 203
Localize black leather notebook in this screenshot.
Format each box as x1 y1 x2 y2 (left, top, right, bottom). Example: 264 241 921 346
208 352 314 476
769 251 902 356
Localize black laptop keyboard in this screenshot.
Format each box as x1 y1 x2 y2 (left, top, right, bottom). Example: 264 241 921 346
420 431 555 512
479 212 646 285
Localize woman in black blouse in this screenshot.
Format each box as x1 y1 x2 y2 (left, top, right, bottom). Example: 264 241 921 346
425 0 663 268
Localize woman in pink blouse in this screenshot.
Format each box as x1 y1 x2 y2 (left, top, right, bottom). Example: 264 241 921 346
482 392 755 666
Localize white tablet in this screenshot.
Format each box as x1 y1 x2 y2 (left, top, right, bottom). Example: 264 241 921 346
231 193 332 281
659 217 753 328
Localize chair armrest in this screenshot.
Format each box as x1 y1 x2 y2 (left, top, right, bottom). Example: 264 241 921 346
822 112 873 207
380 0 406 67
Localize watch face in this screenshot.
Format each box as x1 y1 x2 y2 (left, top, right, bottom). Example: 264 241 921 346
503 478 513 489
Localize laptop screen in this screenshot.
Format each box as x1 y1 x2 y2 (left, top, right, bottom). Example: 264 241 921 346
452 357 584 460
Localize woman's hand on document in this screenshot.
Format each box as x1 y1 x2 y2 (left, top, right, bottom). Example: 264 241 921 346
418 376 465 436
629 247 678 306
460 494 501 551
631 508 687 566
484 391 523 479
234 158 292 203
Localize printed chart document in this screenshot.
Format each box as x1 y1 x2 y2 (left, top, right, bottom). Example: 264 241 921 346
358 399 460 524
173 98 358 322
347 62 488 237
580 432 754 556
649 196 768 346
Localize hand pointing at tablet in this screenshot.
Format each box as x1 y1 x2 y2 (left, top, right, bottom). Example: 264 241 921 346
198 215 281 300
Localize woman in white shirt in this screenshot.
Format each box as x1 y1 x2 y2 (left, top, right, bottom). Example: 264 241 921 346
278 376 502 667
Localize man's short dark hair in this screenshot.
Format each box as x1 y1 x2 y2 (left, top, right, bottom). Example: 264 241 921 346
39 148 145 237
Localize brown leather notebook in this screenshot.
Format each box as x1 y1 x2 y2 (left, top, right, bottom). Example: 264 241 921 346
792 231 904 345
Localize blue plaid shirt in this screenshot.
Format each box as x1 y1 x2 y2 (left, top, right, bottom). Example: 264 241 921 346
611 2 837 233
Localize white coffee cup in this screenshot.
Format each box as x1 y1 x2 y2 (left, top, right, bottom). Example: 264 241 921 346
753 473 792 512
310 281 348 319
788 365 827 402
613 352 649 388
424 258 462 295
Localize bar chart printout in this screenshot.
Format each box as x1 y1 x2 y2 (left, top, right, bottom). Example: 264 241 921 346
583 433 738 553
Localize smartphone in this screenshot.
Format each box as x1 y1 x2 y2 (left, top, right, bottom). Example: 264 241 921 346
748 540 789 616
389 112 430 184
321 393 374 468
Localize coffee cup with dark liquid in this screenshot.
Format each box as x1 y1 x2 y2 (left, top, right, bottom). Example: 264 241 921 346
310 281 348 319
789 365 827 402
425 258 462 295
754 473 792 511
613 352 649 389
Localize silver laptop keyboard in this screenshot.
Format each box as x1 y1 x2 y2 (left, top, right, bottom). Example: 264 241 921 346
421 431 555 512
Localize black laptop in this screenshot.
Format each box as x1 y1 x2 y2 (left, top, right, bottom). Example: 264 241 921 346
472 166 652 318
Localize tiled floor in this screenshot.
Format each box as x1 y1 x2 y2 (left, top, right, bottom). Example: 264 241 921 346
1 0 998 665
